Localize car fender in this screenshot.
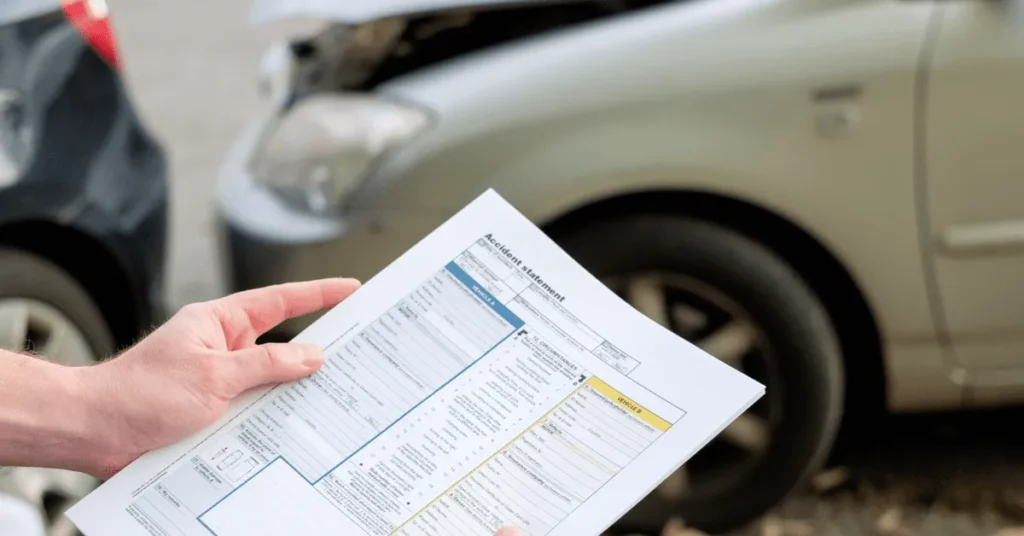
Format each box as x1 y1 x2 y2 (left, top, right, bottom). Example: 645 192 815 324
22 20 86 109
366 105 931 341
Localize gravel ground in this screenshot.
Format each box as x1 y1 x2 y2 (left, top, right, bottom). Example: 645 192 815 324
107 2 1024 535
611 408 1024 536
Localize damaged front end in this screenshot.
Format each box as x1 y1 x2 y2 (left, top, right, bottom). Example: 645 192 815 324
242 0 669 213
258 0 671 97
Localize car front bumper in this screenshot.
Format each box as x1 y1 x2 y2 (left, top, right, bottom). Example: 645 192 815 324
217 116 445 337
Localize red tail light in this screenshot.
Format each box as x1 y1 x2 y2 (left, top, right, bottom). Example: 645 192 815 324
61 0 121 71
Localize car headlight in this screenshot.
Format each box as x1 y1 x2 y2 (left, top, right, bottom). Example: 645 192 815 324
249 94 430 213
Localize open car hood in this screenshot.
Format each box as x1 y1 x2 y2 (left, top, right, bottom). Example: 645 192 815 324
250 0 588 25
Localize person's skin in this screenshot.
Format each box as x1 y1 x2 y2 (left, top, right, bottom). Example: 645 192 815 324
0 278 519 536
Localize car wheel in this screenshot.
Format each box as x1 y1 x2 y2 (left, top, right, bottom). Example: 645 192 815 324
552 214 844 534
0 247 114 536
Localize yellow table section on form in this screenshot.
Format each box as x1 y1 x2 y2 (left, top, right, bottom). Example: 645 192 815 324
585 377 672 433
395 376 674 536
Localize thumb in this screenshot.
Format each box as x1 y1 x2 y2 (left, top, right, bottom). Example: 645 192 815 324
495 528 521 536
221 343 324 396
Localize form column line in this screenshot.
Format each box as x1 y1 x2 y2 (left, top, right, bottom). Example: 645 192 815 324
389 380 589 536
311 328 519 486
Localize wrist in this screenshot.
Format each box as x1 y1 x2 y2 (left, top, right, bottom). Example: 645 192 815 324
37 359 125 476
0 352 115 476
69 361 139 477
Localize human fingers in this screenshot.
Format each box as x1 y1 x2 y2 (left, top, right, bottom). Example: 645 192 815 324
216 343 324 397
214 278 360 338
494 527 521 536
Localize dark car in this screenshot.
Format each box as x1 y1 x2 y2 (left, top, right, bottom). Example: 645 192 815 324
0 0 167 532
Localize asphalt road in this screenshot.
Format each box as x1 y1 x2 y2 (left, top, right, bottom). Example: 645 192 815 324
109 0 319 310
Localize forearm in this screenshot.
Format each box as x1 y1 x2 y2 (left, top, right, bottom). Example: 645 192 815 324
0 350 113 475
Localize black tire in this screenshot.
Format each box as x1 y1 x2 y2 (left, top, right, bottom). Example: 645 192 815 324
552 215 844 534
0 247 115 359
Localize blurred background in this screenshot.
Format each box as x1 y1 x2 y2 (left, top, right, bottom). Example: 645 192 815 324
4 0 1024 534
114 0 313 308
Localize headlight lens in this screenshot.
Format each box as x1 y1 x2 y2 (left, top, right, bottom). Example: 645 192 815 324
249 94 430 212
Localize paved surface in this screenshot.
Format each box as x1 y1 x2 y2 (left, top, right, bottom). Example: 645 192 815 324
610 408 1024 536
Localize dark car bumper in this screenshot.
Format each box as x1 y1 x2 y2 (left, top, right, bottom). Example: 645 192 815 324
0 15 170 342
69 108 171 331
96 167 169 328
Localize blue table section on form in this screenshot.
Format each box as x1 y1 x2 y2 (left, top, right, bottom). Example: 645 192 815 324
118 241 681 536
125 260 525 535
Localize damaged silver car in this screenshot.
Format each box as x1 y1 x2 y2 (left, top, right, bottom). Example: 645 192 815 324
219 0 1019 531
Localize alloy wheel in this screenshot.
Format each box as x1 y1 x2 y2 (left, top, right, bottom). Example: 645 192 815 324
0 298 101 536
607 273 784 503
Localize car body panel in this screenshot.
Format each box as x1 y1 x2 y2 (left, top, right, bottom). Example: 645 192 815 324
0 5 169 340
367 0 935 336
921 1 1024 406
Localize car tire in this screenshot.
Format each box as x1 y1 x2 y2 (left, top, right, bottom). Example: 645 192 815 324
0 247 114 536
551 214 844 534
0 247 115 357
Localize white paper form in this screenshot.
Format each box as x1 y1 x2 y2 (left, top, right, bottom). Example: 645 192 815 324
68 189 764 536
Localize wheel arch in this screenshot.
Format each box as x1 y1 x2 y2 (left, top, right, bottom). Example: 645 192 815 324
541 189 887 428
0 220 144 350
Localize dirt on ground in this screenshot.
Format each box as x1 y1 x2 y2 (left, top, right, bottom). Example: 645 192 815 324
613 406 1024 536
620 470 1024 536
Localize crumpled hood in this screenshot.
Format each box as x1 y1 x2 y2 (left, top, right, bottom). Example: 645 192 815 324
250 0 586 25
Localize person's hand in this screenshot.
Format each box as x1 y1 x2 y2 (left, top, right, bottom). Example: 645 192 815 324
494 528 520 536
75 278 360 479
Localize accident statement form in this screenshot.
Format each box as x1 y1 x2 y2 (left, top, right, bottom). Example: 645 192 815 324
68 190 764 536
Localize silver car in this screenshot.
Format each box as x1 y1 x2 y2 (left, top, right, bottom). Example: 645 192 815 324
219 0 1024 531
